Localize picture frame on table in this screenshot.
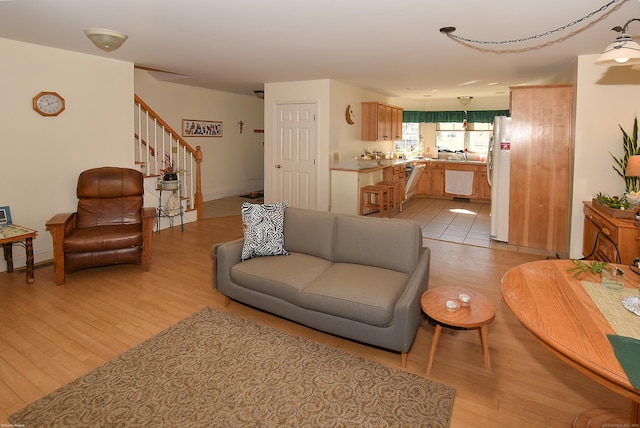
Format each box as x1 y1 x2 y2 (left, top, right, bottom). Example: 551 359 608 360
0 206 12 226
182 119 223 137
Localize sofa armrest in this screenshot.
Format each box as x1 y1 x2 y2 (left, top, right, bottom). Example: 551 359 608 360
392 247 431 348
212 238 244 296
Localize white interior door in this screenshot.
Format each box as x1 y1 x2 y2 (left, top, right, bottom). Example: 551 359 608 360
273 103 318 209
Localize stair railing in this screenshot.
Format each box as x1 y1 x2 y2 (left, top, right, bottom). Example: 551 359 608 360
134 95 203 219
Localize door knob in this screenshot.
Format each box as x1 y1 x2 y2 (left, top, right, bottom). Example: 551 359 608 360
275 164 282 169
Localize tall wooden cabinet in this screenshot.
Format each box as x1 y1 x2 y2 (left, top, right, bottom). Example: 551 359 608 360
509 85 573 255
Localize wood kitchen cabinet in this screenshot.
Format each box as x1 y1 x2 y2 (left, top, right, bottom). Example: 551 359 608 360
361 102 403 141
383 164 407 201
509 85 573 255
415 161 492 201
478 170 491 200
416 162 444 196
583 201 638 265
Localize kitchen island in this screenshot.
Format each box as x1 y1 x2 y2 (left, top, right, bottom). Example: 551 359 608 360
330 158 411 215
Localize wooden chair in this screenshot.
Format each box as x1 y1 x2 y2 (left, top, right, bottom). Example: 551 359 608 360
360 185 390 217
46 167 156 285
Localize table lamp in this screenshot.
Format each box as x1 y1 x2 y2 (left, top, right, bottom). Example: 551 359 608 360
626 155 640 217
626 155 640 178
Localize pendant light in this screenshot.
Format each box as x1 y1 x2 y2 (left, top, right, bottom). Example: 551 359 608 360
595 18 640 66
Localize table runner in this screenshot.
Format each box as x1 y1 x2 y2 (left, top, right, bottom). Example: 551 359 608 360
580 281 640 340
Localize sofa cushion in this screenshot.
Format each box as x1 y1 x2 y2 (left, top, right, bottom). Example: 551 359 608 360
301 263 408 326
283 207 336 261
333 215 422 274
240 202 289 261
231 252 332 305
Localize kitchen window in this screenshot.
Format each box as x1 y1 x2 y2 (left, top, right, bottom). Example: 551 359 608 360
435 122 492 154
398 123 421 153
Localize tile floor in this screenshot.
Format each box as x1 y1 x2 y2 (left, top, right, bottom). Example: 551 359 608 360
392 197 493 248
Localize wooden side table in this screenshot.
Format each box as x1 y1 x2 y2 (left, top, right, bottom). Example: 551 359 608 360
0 224 37 283
420 286 495 376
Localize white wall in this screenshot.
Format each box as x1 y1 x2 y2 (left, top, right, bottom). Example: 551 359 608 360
570 54 640 258
1 38 133 271
134 70 265 201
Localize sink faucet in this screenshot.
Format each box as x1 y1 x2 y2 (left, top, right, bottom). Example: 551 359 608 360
462 151 468 161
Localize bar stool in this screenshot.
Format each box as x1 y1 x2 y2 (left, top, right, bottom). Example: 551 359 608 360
376 181 400 214
360 185 389 217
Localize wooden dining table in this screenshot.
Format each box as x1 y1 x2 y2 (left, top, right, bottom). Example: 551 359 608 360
501 259 640 427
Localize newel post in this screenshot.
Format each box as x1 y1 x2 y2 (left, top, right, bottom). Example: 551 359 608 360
195 145 203 220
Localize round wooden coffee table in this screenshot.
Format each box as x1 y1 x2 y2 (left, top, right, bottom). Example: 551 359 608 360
420 286 496 376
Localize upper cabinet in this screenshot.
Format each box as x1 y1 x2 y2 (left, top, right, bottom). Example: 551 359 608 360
361 102 404 141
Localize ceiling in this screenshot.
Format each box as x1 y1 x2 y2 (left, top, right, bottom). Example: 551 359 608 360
1 0 638 104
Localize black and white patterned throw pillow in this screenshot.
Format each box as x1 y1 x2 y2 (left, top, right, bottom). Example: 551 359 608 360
240 202 289 261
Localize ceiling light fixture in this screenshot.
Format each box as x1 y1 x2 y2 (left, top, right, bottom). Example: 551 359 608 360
254 90 264 99
84 28 128 52
457 96 473 106
595 18 640 66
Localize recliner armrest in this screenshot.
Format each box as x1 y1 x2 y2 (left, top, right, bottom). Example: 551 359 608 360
142 207 156 219
46 212 76 229
46 212 77 285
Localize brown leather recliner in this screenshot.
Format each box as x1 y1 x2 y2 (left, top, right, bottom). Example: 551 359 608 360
46 167 156 285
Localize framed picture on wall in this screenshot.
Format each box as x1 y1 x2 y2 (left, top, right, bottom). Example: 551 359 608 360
182 119 223 137
0 206 12 226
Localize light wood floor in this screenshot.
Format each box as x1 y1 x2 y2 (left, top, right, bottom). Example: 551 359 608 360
0 215 628 427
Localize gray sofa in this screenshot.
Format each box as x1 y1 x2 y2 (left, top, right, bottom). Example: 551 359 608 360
212 207 430 366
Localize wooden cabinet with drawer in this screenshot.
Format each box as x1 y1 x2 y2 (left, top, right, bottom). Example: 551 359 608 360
583 201 638 265
382 164 407 201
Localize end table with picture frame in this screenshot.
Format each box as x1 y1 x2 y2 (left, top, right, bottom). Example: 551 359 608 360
0 206 38 284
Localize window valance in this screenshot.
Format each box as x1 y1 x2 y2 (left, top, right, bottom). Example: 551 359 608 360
403 110 510 124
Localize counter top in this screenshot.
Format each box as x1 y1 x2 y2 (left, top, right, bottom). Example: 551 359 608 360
329 157 486 172
413 159 487 165
330 158 412 172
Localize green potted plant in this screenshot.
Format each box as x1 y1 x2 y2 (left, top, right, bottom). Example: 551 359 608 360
160 153 183 180
160 153 184 190
610 117 639 193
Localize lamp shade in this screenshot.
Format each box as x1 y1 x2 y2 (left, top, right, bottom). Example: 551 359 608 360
626 155 640 177
84 28 128 52
595 34 640 66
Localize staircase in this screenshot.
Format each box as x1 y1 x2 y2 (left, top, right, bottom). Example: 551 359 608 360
134 95 203 229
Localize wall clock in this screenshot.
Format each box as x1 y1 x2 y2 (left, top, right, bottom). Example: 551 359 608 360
33 91 65 116
346 105 355 124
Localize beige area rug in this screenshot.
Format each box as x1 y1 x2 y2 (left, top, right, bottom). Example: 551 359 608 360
203 195 264 218
10 307 455 427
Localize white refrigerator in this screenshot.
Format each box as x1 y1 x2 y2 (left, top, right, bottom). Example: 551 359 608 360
487 116 511 242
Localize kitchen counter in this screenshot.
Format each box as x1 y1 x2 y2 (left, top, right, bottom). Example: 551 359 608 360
330 158 413 172
414 158 487 166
